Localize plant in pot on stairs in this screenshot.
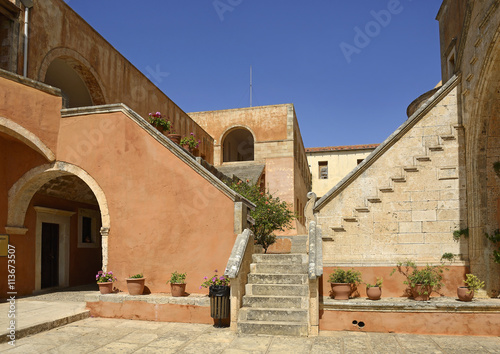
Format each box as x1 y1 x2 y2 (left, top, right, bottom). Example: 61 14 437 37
96 270 117 294
201 270 230 328
328 268 362 300
126 273 145 295
167 271 187 297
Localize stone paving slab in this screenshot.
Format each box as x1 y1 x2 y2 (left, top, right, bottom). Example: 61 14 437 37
0 300 89 344
1 318 499 353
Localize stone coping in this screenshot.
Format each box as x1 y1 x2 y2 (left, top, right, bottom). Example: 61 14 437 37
321 296 500 313
85 292 210 307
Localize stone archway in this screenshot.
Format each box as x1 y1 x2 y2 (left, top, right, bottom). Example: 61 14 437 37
38 48 107 107
466 25 500 295
6 161 111 271
0 116 55 162
221 126 255 163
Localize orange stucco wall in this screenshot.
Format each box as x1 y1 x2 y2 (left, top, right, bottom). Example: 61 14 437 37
87 301 212 324
322 266 469 298
57 111 236 294
1 75 238 297
319 310 500 336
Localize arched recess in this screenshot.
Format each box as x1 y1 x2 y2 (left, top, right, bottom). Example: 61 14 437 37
221 126 255 163
467 23 500 293
0 117 55 161
38 48 106 107
7 161 110 231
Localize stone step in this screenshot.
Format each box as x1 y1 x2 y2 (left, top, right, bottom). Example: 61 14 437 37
391 176 406 183
238 320 308 336
404 166 419 172
379 187 394 193
245 284 309 296
242 295 306 309
252 253 307 265
415 156 431 162
238 307 308 322
247 273 308 285
429 145 444 152
250 263 308 275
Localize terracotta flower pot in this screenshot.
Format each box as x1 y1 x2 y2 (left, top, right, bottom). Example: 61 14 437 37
412 284 432 301
457 286 474 301
167 134 181 144
182 144 191 151
331 283 351 300
170 283 186 297
97 282 113 294
366 286 382 300
126 278 145 295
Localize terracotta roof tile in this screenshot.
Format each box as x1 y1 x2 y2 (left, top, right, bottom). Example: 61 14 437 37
305 144 379 153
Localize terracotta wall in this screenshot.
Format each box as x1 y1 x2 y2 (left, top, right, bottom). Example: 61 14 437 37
57 111 237 294
321 266 469 298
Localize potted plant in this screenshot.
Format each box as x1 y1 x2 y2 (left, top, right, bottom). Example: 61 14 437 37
391 260 446 301
180 133 201 154
126 273 145 295
366 277 383 300
328 268 362 300
148 111 171 134
201 270 230 328
167 127 181 144
167 271 187 297
458 273 485 301
96 270 117 294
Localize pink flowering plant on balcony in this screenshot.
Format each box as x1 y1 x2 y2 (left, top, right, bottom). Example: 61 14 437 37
180 132 201 150
96 270 117 283
148 111 171 132
200 270 229 289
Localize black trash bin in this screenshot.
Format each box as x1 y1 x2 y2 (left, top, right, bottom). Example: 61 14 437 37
209 285 230 328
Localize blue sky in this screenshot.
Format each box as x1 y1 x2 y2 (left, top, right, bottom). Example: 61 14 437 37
65 0 443 148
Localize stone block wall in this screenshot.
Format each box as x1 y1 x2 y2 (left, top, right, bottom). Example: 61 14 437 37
315 83 466 269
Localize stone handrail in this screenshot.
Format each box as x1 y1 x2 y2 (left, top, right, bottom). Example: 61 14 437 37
308 220 323 279
224 228 255 331
224 229 254 278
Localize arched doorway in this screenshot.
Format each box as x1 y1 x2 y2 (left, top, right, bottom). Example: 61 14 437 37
7 162 110 291
222 127 255 162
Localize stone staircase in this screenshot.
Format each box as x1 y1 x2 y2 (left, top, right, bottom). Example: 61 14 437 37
237 253 310 336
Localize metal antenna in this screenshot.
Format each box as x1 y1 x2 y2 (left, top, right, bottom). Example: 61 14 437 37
250 66 253 107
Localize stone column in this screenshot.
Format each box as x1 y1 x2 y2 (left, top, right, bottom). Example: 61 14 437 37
100 227 109 272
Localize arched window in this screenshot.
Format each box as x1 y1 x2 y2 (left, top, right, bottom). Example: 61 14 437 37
223 128 254 162
44 58 93 108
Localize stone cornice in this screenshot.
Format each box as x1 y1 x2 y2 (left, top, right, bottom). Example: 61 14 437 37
314 75 461 211
60 104 255 208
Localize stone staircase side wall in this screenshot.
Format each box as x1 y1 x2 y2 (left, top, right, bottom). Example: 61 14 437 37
316 85 465 271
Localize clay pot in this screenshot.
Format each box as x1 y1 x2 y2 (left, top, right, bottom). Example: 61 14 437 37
126 278 145 295
457 286 474 301
97 282 113 294
167 134 181 144
331 283 351 300
366 286 382 300
182 144 191 152
412 284 432 301
170 283 186 297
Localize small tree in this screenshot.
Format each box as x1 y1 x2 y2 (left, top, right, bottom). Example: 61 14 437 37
228 180 295 253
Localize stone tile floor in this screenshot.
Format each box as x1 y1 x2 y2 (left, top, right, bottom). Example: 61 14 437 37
1 318 499 353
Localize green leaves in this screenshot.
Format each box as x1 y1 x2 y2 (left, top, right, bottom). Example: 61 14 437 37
228 180 295 253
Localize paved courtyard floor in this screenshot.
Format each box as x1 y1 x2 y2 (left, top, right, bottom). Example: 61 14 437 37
1 317 499 353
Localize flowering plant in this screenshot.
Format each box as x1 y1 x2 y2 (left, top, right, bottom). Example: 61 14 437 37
180 133 201 150
96 270 117 283
148 111 171 132
200 270 229 288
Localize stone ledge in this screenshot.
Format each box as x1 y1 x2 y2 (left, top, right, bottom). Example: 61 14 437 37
322 296 500 313
85 292 210 307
